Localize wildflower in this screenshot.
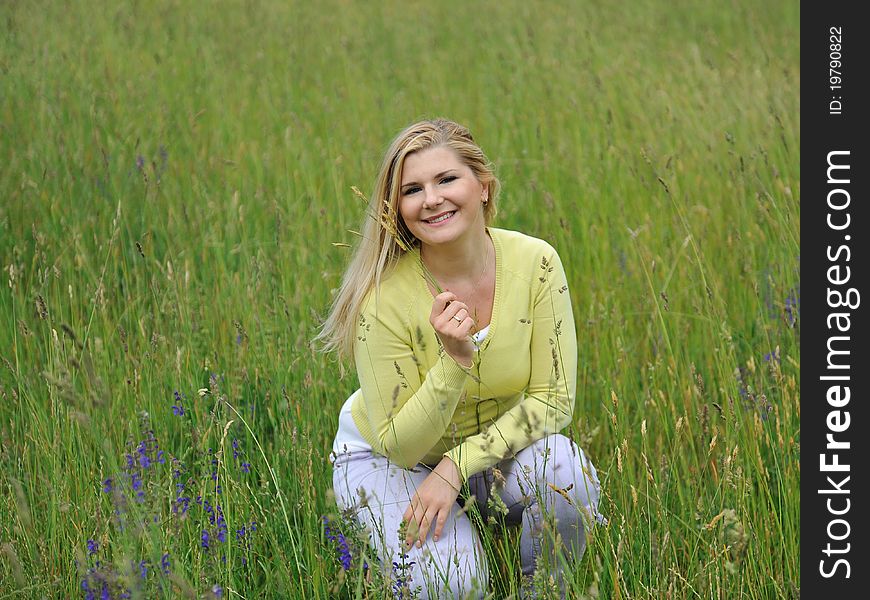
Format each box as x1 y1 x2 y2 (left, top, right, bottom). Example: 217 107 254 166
102 479 113 494
201 529 210 550
392 551 417 597
215 510 228 543
241 462 251 474
139 559 148 579
137 442 152 469
81 577 95 600
198 388 209 397
236 525 248 541
212 584 223 598
323 515 353 571
160 553 170 575
87 539 99 555
131 473 144 502
172 404 185 416
173 496 191 515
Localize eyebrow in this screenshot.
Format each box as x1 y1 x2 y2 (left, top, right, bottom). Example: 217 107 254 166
400 170 457 189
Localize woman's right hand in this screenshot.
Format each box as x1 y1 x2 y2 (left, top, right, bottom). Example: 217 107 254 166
429 291 475 368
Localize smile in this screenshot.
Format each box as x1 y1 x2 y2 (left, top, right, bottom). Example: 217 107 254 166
424 211 456 225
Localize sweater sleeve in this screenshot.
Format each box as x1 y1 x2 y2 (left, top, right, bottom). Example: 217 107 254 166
354 291 472 469
445 246 578 482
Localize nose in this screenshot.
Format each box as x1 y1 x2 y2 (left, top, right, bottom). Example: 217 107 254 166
422 185 443 209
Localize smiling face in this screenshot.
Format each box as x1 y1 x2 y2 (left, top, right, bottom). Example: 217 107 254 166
398 145 489 247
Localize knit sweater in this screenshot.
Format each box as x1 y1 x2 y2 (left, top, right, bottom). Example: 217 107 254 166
350 227 578 483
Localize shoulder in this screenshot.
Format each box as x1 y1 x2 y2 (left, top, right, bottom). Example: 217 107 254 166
491 227 558 254
359 252 420 319
491 227 562 270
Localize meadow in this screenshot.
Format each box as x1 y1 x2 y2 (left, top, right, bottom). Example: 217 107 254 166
0 0 799 598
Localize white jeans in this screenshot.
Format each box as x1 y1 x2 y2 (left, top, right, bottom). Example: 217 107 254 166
332 433 605 599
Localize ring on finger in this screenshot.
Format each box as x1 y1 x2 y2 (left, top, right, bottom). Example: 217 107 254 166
452 315 464 323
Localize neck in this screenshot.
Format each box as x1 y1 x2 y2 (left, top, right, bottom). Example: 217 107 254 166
420 225 490 286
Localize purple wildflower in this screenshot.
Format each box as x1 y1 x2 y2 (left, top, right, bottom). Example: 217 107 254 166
215 508 228 543
137 441 152 469
161 553 171 575
102 478 113 494
212 584 223 598
323 515 353 571
82 577 95 600
173 496 191 515
201 529 210 550
87 539 99 555
241 462 251 474
392 551 417 598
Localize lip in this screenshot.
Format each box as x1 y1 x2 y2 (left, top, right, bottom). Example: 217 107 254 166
423 211 456 226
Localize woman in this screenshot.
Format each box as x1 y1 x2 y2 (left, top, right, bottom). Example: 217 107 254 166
316 118 604 599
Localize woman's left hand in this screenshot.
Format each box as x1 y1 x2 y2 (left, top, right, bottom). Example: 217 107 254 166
402 456 462 548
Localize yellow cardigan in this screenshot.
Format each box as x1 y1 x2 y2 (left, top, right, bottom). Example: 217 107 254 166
351 227 578 482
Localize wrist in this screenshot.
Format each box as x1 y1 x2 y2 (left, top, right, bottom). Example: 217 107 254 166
447 350 473 369
439 456 462 490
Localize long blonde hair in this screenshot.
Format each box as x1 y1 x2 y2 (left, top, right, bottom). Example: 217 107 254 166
314 118 501 362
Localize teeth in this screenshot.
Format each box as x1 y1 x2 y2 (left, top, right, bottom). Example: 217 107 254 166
427 211 454 224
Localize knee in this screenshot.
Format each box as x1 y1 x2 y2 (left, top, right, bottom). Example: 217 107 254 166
528 434 579 480
530 435 602 516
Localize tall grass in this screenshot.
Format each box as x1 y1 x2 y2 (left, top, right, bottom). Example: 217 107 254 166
1 0 799 597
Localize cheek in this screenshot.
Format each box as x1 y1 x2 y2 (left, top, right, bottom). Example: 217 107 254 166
398 198 417 223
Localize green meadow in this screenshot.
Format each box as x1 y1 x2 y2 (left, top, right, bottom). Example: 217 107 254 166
1 0 799 598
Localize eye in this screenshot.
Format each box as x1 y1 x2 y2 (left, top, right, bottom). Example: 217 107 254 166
440 176 457 184
402 186 420 196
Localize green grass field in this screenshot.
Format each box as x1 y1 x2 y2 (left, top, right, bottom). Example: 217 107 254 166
1 1 799 597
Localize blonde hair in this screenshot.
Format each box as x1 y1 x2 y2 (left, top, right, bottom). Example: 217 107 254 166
314 117 501 362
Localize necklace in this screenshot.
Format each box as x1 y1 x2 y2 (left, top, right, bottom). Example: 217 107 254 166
423 235 492 296
423 235 493 337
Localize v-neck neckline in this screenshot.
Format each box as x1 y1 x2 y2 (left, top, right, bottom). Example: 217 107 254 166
416 227 502 351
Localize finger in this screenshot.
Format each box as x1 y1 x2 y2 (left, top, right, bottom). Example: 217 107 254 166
430 292 457 322
442 301 468 323
416 510 436 547
403 501 421 547
433 509 449 542
434 291 457 312
451 308 469 325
